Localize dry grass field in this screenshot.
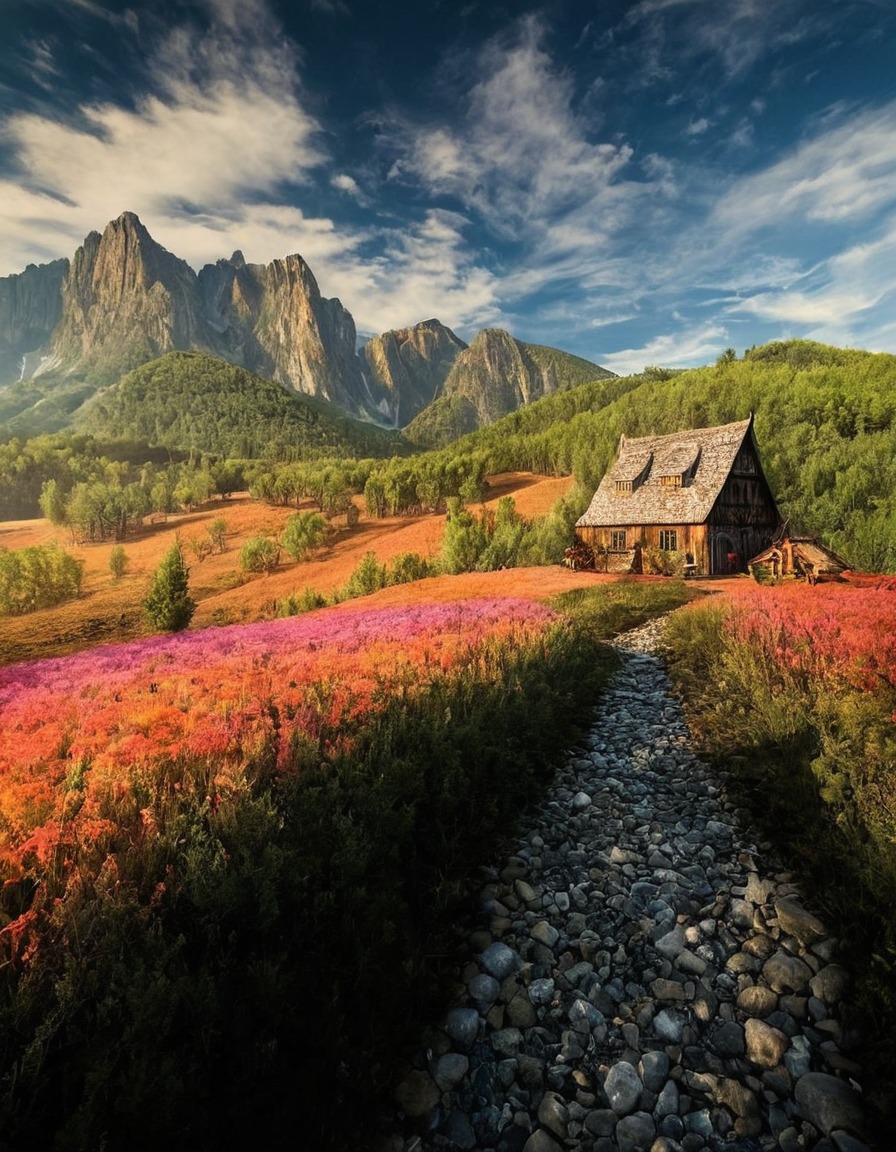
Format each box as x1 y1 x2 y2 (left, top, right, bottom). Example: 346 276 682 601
0 471 608 666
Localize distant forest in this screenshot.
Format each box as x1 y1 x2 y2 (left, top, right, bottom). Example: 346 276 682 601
2 340 896 571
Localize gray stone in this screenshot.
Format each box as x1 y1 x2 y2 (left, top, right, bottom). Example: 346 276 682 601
653 1008 686 1044
615 1111 656 1152
468 972 501 1004
655 1079 680 1119
795 1072 864 1137
492 1027 523 1058
572 791 592 811
531 920 560 949
479 941 521 980
445 1007 480 1047
433 1052 470 1091
604 1061 643 1116
584 1109 618 1137
831 1132 873 1152
528 977 555 1005
712 1021 745 1058
639 1049 670 1092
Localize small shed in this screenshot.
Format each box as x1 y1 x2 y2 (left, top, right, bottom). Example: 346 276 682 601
575 416 782 575
748 537 851 584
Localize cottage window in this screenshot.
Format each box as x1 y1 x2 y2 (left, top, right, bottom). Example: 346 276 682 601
611 530 627 550
659 529 678 551
660 473 682 487
615 480 633 495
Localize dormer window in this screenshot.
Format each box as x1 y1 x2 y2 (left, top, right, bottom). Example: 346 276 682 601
660 473 683 488
615 480 633 495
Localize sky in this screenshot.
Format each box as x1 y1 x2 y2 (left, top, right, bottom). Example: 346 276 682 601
1 0 896 374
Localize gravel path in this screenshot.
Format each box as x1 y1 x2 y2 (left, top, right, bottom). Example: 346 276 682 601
388 617 870 1152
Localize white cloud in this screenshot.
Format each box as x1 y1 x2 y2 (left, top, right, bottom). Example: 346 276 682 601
598 323 730 374
0 0 325 274
685 117 710 136
713 102 896 233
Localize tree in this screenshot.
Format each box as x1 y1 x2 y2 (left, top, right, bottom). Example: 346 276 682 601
282 511 329 561
240 536 281 574
143 541 196 632
39 479 67 527
109 545 128 580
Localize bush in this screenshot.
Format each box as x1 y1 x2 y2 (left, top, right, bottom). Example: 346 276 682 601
342 551 388 598
388 552 434 585
207 517 228 553
282 511 329 561
0 543 83 615
109 545 128 580
240 536 281 574
142 541 196 632
276 587 329 616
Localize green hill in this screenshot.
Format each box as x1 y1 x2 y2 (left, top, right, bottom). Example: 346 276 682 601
435 340 896 571
77 351 404 460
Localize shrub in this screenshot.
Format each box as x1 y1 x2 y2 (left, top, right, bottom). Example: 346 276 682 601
388 552 434 585
276 587 329 616
282 511 329 561
142 540 195 632
207 517 228 553
0 543 83 615
342 551 388 598
240 536 281 574
109 545 128 580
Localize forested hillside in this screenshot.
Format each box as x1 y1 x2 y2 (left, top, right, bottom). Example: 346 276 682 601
79 352 403 460
403 342 896 571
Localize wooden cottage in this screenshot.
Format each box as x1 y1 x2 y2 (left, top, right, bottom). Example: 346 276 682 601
575 416 781 575
748 537 851 584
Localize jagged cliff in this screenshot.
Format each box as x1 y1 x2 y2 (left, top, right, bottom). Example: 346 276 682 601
0 212 613 438
0 258 68 383
360 319 467 426
439 328 614 426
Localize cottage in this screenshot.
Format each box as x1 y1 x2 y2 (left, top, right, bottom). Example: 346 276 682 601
575 416 781 576
748 537 851 584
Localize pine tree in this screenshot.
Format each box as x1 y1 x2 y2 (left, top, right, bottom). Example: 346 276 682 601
143 540 196 632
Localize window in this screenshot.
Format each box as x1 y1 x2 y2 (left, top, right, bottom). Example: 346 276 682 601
659 529 678 551
615 480 633 495
660 473 682 487
611 530 627 550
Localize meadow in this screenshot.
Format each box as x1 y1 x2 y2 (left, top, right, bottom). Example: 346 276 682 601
0 572 693 1150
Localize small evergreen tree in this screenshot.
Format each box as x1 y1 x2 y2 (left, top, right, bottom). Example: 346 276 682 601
143 541 196 632
109 545 128 580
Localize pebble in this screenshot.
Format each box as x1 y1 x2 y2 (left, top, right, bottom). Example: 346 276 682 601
391 616 867 1151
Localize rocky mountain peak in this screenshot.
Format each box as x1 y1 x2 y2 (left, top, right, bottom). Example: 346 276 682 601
361 318 466 426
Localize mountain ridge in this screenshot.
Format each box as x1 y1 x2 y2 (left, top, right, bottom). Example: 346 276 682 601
0 211 613 438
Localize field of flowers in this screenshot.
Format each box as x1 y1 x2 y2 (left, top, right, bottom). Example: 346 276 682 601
0 597 553 890
664 580 896 1127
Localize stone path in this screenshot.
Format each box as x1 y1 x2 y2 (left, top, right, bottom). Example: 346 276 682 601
389 617 871 1152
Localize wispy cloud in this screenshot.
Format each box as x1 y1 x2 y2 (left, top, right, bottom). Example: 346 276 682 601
598 323 730 375
0 0 326 273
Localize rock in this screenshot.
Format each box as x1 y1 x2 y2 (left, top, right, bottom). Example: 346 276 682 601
537 1091 569 1140
736 985 777 1017
615 1111 656 1152
522 1129 564 1152
653 1008 686 1044
795 1072 864 1137
810 964 850 1005
639 1050 670 1092
604 1061 643 1116
443 1110 476 1150
528 977 555 1005
469 973 501 1004
395 1069 440 1117
433 1053 469 1091
445 1007 480 1048
531 921 560 949
572 791 592 811
744 1018 788 1068
775 897 826 946
762 950 813 994
480 942 521 980
712 1021 745 1058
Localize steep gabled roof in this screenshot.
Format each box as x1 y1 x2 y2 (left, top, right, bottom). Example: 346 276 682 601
576 417 754 527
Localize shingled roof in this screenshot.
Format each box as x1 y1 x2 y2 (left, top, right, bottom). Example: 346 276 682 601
576 417 754 527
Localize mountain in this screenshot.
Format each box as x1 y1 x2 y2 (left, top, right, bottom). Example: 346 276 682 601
78 351 403 460
0 212 614 442
0 258 68 383
360 319 467 426
405 329 615 446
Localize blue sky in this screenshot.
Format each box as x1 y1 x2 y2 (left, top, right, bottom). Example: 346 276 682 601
1 0 895 373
